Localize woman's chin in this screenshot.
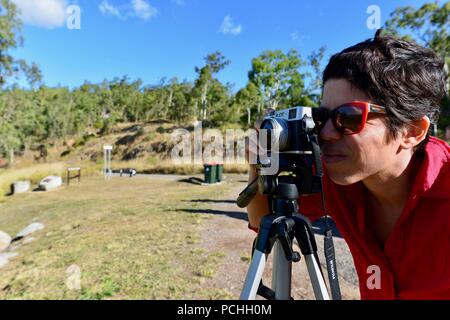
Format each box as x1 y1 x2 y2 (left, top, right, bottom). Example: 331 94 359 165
327 171 361 186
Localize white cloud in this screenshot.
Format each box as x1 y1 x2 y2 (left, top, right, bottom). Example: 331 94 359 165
290 30 307 43
290 30 299 41
99 0 123 19
99 0 157 21
173 0 186 6
218 15 242 36
12 0 67 29
132 0 158 20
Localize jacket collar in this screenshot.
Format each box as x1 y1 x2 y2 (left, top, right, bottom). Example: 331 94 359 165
411 137 450 199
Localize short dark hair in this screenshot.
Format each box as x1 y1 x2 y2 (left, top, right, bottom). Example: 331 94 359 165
323 29 447 151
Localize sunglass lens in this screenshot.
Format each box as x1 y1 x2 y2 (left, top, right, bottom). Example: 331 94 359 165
335 105 363 134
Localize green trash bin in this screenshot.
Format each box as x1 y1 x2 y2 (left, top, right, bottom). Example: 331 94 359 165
216 163 224 183
204 163 216 184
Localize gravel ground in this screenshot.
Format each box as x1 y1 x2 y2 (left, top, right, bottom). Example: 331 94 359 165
197 175 361 300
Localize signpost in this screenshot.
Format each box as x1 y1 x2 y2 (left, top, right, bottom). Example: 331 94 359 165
103 145 113 180
67 167 81 186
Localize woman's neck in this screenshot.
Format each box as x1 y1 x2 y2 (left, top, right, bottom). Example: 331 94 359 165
362 150 418 209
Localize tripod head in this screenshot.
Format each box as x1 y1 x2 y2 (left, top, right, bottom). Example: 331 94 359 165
237 132 323 210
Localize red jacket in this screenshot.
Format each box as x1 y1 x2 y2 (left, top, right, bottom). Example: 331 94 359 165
299 137 450 299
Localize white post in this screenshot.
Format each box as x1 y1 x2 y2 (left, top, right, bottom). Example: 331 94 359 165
104 145 113 180
108 150 111 180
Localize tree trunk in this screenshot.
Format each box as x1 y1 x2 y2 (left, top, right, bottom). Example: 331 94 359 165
201 82 208 121
194 100 198 120
9 148 14 166
167 88 174 112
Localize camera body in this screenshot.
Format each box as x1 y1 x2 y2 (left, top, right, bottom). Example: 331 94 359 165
259 106 316 154
237 106 323 207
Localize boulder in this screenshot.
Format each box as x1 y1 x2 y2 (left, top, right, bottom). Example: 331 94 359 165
0 231 11 252
15 223 44 239
0 255 8 268
11 180 31 194
39 176 62 191
0 252 18 269
23 237 35 244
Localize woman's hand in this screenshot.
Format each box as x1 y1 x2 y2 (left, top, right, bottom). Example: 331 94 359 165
244 108 275 230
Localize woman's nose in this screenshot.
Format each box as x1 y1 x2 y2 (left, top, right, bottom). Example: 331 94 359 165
320 119 342 141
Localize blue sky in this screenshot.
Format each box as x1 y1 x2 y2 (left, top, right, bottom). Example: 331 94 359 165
12 0 438 91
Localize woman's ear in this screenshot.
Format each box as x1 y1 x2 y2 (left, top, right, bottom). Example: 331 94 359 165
400 115 430 149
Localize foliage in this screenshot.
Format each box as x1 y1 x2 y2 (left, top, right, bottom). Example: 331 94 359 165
0 0 42 87
384 1 450 126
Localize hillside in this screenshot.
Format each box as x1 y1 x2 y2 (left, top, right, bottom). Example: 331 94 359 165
0 121 248 200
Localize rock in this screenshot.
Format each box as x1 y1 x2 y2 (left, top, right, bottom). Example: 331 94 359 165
11 180 31 194
3 252 18 259
64 139 76 148
8 244 21 251
23 237 35 244
15 223 45 239
0 255 8 268
38 176 62 191
0 252 18 269
0 231 12 252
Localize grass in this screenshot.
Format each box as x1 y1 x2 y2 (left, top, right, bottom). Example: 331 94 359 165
0 175 237 299
0 163 66 202
0 162 103 202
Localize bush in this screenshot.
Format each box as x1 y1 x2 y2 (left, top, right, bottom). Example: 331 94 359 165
156 126 165 134
93 121 103 130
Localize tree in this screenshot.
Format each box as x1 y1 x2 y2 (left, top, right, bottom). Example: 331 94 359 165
235 82 261 126
385 2 449 59
248 49 308 111
384 1 450 127
192 51 230 120
206 80 232 126
0 0 42 87
306 46 327 105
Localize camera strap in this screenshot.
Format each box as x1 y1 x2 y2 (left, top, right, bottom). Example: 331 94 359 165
310 135 342 300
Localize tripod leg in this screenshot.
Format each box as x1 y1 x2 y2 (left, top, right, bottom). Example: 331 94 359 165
293 215 330 300
304 254 330 300
272 239 292 300
240 249 266 299
241 215 278 300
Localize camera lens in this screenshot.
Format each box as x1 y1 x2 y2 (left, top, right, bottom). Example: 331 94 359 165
260 118 289 151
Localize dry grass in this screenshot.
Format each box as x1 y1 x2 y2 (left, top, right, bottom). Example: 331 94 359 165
0 175 237 299
0 162 102 202
0 163 65 202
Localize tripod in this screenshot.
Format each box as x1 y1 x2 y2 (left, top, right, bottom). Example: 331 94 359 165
240 177 330 300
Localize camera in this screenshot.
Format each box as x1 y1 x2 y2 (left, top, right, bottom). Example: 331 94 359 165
237 105 323 208
253 106 322 196
259 106 316 155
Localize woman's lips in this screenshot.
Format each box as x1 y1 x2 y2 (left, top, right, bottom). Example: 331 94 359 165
322 153 347 164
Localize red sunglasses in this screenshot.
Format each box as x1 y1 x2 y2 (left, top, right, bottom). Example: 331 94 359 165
312 101 387 135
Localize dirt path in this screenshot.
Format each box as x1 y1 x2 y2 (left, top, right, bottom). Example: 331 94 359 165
199 177 361 300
